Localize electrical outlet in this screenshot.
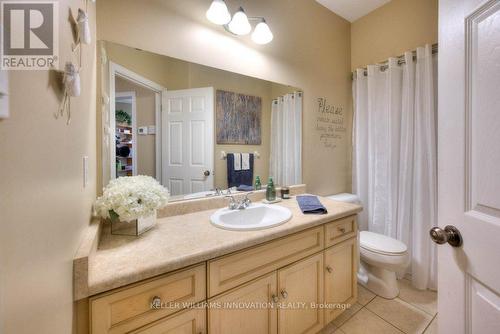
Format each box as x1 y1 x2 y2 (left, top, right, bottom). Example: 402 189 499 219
83 156 89 188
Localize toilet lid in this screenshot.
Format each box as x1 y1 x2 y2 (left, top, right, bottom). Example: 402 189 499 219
360 231 407 255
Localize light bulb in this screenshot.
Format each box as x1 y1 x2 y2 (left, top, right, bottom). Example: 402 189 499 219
227 7 251 35
206 0 231 25
251 19 273 44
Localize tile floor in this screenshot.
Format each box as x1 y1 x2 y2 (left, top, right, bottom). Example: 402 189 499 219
320 278 438 334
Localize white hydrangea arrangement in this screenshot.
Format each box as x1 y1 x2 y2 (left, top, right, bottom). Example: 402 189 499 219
94 175 169 222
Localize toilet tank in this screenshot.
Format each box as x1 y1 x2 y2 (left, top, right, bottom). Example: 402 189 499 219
326 193 360 204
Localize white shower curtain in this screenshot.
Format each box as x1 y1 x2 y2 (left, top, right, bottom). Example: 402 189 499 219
352 45 437 290
269 92 302 186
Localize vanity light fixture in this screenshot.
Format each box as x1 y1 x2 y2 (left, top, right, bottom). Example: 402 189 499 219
206 1 274 44
227 7 251 35
206 0 231 25
251 18 273 44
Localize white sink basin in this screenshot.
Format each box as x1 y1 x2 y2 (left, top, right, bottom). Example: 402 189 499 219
210 203 292 231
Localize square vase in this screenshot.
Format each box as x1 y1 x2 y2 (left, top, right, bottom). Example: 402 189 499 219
110 210 157 236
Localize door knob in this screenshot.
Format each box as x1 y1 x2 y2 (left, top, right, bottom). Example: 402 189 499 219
429 225 463 247
280 290 288 299
326 266 333 273
203 170 210 176
271 294 279 303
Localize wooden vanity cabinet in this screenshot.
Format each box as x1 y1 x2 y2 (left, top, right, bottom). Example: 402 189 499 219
88 215 358 334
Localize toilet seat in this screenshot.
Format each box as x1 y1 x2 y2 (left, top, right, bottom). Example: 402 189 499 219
360 231 407 256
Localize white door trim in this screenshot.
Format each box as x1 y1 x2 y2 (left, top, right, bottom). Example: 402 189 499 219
108 61 165 182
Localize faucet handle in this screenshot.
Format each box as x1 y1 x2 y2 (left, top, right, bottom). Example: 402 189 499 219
225 195 237 210
242 192 253 207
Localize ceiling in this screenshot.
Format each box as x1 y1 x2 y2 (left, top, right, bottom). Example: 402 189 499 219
315 0 392 22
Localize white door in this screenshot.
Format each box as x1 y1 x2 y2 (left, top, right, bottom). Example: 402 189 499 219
162 87 214 196
438 0 500 333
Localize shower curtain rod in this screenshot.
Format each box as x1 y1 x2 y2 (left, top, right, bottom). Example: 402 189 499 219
351 43 438 79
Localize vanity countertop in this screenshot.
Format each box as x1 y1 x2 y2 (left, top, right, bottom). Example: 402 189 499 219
83 196 362 298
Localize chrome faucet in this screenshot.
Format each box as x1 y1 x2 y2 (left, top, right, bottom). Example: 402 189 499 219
211 188 223 196
225 193 253 210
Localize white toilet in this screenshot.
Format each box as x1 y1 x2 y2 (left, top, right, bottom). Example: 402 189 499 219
327 193 410 299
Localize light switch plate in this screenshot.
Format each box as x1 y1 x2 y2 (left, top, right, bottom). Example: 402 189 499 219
0 69 9 119
147 125 156 134
83 156 89 188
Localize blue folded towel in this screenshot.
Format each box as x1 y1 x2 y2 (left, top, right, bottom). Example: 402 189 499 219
237 184 254 191
227 153 254 188
296 195 328 214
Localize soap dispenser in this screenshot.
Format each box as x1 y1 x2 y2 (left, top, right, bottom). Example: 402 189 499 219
255 176 262 190
266 177 276 201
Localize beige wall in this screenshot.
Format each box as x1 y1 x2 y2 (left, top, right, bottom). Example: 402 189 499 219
103 41 297 190
0 1 96 334
116 77 157 177
351 0 438 69
97 0 352 196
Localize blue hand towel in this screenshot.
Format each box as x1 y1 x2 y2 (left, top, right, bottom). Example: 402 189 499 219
296 195 328 214
237 184 254 191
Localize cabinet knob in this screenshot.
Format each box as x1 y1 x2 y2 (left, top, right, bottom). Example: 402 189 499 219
151 296 161 309
338 227 346 233
280 290 288 299
271 294 279 303
326 266 333 273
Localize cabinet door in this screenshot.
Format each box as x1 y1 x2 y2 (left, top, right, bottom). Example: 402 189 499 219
130 308 206 334
209 272 278 334
278 253 324 334
324 237 358 323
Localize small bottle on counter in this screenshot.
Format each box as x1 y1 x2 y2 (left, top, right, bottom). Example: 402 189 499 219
281 186 290 199
254 176 262 190
266 177 276 201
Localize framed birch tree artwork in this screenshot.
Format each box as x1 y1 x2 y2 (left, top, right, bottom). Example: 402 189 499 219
216 90 262 145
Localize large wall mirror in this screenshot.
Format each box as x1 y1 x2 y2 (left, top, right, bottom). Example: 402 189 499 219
100 41 302 202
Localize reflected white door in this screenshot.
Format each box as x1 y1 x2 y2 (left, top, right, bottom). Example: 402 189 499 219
438 0 500 333
162 87 214 196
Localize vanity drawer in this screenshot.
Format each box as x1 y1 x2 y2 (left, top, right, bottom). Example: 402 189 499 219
208 226 324 297
129 307 206 334
90 264 206 334
325 215 357 247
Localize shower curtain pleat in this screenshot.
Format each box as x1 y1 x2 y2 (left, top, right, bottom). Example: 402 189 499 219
352 69 369 231
412 45 437 290
352 44 437 290
269 92 302 186
397 51 416 277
